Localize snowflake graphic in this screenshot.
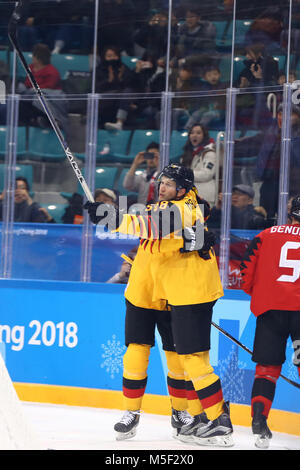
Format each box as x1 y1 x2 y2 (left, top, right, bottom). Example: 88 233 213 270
100 334 126 379
218 345 248 403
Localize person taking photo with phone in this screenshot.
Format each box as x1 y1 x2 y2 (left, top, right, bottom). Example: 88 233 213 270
123 141 160 205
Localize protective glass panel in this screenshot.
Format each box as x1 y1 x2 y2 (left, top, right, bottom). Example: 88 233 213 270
89 93 162 283
7 90 88 281
1 0 298 287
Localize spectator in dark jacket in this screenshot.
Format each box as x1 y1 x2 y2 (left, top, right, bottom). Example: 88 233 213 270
175 6 216 62
235 43 279 130
0 177 48 223
62 193 84 224
243 7 284 54
207 184 267 230
95 45 137 129
133 10 177 63
237 43 279 88
234 104 300 219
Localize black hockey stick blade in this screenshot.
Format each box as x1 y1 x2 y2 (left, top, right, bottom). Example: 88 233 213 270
212 321 300 390
8 0 94 202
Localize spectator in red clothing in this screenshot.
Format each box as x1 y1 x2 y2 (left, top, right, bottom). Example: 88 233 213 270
18 43 69 132
24 43 62 90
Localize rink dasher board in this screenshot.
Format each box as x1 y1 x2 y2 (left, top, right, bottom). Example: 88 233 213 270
0 279 298 436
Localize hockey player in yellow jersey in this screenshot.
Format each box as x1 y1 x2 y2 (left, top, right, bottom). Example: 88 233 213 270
85 163 234 447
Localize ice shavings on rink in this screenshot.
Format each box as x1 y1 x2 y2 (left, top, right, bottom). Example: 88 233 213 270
22 402 300 451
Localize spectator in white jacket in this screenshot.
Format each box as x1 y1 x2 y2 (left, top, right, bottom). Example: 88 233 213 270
180 124 217 207
123 142 160 205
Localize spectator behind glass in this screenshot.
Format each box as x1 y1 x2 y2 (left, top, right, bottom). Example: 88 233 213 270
126 53 163 129
163 63 201 130
94 188 117 206
18 43 68 132
127 52 172 129
237 43 279 88
180 124 217 207
243 7 284 54
95 45 137 129
174 6 216 64
25 43 62 90
234 104 300 221
184 64 227 130
275 69 297 109
277 69 297 85
0 177 48 223
106 245 138 284
62 193 84 225
123 142 160 205
207 184 267 230
133 10 178 63
235 43 278 130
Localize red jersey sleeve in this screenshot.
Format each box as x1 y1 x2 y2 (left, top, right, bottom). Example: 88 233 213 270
240 234 263 295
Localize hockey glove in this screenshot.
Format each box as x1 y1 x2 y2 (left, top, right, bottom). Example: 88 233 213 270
180 219 205 253
198 230 216 260
180 222 216 260
84 201 116 226
201 230 216 251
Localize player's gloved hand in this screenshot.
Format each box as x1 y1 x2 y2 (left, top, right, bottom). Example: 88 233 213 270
197 230 216 260
180 219 204 253
180 222 216 260
83 201 103 224
84 201 116 226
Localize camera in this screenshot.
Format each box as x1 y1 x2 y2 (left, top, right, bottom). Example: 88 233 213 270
244 59 259 72
144 152 155 160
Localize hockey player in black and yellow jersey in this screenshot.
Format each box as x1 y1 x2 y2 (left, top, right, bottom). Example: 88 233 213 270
85 164 234 447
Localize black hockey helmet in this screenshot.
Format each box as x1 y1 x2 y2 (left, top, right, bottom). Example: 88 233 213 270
156 163 194 193
290 194 300 221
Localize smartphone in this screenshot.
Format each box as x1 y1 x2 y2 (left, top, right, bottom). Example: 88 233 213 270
144 152 155 160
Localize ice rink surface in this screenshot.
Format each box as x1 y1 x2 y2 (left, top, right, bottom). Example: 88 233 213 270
22 402 300 452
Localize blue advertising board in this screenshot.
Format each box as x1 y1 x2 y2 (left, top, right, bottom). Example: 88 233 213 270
0 280 299 418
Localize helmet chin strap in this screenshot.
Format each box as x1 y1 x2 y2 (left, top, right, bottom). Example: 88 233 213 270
175 187 187 200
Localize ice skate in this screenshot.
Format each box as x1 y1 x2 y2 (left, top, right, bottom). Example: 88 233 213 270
114 410 140 441
171 409 195 441
192 401 234 447
252 402 272 449
174 411 210 443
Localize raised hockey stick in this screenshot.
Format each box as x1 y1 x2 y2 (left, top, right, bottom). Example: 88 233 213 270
8 0 94 202
212 321 300 390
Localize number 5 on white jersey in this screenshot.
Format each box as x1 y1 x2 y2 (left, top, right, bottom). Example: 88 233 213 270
277 241 300 283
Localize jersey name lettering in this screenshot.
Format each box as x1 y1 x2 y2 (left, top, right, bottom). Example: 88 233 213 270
270 225 300 235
